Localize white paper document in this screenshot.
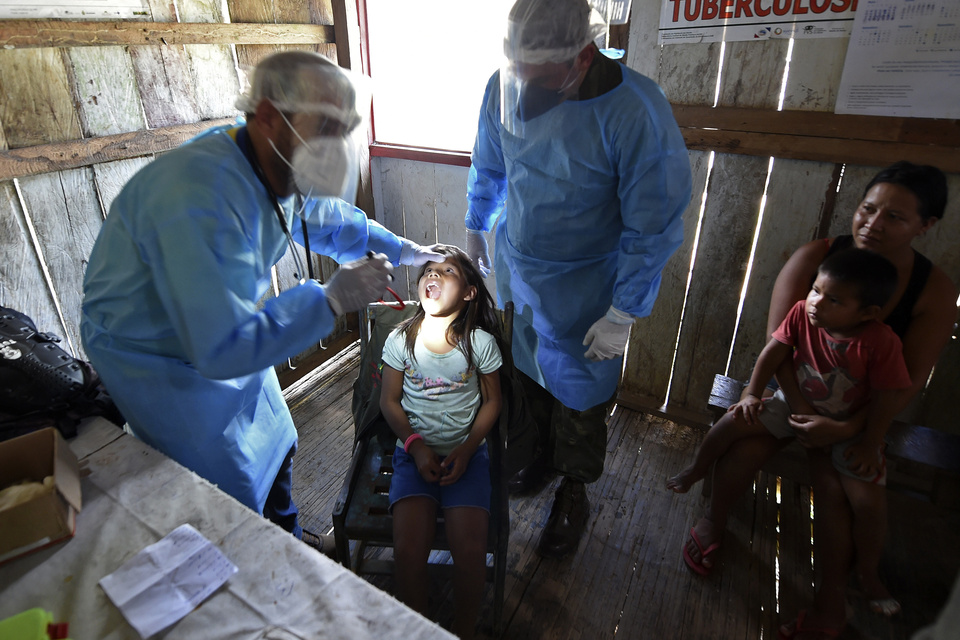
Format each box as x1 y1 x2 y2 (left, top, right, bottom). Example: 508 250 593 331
99 524 239 638
836 0 960 118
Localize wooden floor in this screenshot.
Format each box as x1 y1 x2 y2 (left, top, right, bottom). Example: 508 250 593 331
285 343 960 640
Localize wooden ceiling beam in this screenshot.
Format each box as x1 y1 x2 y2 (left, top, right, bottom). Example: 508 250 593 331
0 118 235 181
0 20 334 48
3 104 957 180
674 105 960 173
673 105 960 146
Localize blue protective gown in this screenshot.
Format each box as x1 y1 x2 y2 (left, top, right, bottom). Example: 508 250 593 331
466 65 692 411
81 125 403 514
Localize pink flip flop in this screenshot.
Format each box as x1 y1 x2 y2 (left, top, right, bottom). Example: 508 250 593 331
778 610 843 640
682 526 720 576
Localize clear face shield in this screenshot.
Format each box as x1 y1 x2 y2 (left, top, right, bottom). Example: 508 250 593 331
500 0 608 137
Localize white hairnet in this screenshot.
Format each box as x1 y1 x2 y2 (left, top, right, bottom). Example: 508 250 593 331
504 0 608 65
235 50 368 131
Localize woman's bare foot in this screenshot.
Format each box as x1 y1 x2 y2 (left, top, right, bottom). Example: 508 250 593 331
666 467 703 493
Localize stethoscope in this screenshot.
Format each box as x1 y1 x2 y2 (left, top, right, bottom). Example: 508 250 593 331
239 127 319 366
238 127 312 285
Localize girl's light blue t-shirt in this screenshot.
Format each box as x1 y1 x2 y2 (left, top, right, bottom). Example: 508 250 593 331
382 327 502 456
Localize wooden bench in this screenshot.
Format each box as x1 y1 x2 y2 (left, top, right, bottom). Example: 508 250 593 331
707 374 960 510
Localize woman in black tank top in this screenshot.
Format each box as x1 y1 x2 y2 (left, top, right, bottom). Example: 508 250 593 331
680 162 957 639
773 162 956 636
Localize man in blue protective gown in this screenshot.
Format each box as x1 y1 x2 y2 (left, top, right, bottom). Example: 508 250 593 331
82 51 443 557
465 0 692 558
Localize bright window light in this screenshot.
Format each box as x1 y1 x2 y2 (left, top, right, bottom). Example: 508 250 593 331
365 0 513 152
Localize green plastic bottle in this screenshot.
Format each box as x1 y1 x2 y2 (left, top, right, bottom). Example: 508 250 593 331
0 608 70 640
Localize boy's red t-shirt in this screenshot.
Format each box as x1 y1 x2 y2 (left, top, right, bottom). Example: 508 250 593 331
773 300 912 419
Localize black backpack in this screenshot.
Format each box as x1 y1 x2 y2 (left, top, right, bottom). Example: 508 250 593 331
0 305 124 442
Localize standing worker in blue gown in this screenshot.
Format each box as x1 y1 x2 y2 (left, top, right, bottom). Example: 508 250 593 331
465 0 692 558
81 51 444 556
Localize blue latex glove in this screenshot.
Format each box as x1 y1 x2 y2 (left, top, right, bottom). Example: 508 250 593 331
583 307 634 361
465 229 491 278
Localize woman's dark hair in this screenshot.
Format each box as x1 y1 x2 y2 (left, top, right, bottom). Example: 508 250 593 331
818 247 898 309
398 245 499 369
863 161 948 222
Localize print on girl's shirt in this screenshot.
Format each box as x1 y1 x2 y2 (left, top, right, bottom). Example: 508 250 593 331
404 362 474 397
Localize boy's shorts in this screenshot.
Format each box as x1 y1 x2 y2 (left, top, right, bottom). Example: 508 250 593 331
757 389 795 439
758 390 886 485
830 434 886 485
389 442 491 513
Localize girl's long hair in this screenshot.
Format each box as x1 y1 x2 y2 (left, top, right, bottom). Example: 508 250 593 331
397 244 499 369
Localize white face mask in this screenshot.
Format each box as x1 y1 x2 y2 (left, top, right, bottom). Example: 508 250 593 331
271 111 360 203
291 135 358 201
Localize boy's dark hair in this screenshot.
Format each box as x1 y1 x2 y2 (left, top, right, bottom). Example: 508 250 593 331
863 161 947 222
818 248 898 309
398 244 499 368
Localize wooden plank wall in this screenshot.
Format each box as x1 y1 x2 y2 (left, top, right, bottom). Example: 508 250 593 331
370 4 959 435
621 4 960 434
0 0 357 370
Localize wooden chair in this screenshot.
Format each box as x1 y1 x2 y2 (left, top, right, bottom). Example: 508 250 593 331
332 301 513 633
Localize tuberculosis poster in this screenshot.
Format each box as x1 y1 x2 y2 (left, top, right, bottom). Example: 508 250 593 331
659 0 858 43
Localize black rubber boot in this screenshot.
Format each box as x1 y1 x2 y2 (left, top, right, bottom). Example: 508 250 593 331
537 478 589 559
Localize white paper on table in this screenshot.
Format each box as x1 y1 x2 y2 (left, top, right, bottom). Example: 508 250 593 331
99 523 239 638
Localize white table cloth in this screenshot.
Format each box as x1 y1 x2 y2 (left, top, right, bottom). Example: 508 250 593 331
0 418 453 639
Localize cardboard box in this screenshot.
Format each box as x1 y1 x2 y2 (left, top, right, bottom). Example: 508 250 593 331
0 428 82 565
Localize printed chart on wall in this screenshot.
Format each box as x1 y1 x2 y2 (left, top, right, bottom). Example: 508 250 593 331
0 0 147 19
836 0 960 118
658 0 858 43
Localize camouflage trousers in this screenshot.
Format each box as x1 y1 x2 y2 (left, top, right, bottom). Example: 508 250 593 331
518 370 614 484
